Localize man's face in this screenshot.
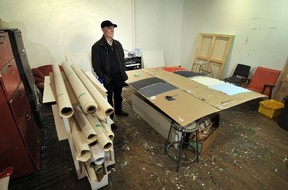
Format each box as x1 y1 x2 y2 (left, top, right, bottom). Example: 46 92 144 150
102 26 114 38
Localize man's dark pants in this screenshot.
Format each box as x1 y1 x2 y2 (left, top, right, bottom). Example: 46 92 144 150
104 73 124 118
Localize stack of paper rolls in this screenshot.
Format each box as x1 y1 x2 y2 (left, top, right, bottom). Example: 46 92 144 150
90 143 105 165
62 62 98 114
69 117 91 162
100 121 114 141
72 105 114 162
52 64 74 118
84 161 97 182
86 114 113 151
84 162 106 182
73 106 97 144
71 63 114 117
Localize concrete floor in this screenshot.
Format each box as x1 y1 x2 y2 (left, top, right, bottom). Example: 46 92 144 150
9 86 288 190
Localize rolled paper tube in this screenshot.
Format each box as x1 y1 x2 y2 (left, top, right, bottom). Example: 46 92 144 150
100 121 115 140
105 150 114 162
86 114 113 151
94 112 106 122
70 117 91 162
62 62 98 114
94 164 104 175
71 63 114 116
90 143 105 165
73 106 97 143
52 64 74 118
84 161 97 182
94 163 106 182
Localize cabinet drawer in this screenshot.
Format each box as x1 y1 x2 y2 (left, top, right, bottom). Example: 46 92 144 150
0 32 13 68
0 58 21 100
9 82 28 126
0 80 36 179
18 105 40 169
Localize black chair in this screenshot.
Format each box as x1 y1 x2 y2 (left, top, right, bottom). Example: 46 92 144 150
224 64 251 86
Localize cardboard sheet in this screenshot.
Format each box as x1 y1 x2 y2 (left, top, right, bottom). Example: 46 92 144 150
145 68 180 82
142 68 265 109
51 104 68 140
126 68 266 127
148 89 219 126
125 69 154 83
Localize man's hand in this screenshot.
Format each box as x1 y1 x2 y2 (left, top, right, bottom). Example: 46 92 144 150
97 77 104 84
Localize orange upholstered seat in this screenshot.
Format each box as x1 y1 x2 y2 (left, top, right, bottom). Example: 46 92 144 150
246 66 281 99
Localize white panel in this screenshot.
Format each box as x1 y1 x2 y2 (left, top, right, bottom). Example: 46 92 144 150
43 76 55 103
142 49 165 68
65 53 92 72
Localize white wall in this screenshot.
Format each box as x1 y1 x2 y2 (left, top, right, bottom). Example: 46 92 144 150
180 0 288 78
1 0 287 78
134 0 183 66
0 0 133 68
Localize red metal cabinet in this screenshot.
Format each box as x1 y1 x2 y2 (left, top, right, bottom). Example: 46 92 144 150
0 32 13 68
0 86 36 178
9 82 29 127
22 105 41 169
0 58 21 101
6 29 41 129
0 30 40 179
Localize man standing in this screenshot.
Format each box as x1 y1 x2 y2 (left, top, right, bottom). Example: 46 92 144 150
91 20 129 121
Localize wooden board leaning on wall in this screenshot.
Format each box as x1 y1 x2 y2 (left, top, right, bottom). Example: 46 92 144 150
275 57 288 101
192 33 234 79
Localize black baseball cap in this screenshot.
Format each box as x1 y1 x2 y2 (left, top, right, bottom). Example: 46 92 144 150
101 20 117 28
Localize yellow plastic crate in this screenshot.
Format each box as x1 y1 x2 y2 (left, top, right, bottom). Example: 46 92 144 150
258 99 284 118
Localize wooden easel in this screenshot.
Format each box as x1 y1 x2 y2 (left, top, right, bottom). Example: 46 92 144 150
275 57 288 101
192 33 234 79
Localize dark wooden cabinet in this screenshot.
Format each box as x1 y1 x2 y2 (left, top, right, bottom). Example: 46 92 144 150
0 30 40 179
124 56 142 70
